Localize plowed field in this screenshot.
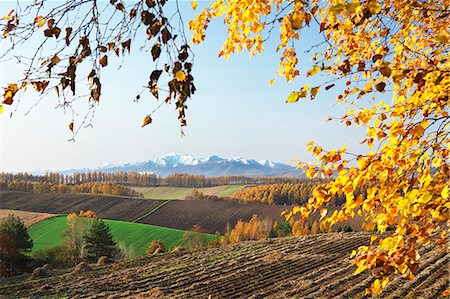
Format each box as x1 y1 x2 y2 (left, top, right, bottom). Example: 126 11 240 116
0 191 292 233
140 199 290 233
0 232 448 298
0 191 163 222
0 209 54 227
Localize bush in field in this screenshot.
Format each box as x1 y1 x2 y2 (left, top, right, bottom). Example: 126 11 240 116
83 219 116 260
32 245 71 268
0 215 33 277
181 225 208 250
116 242 137 260
146 240 166 256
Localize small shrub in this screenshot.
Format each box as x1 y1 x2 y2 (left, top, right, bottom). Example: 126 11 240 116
32 245 71 268
181 225 209 250
116 242 137 260
146 240 166 256
207 239 222 248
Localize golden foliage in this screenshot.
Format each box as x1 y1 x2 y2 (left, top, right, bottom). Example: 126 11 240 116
190 0 450 294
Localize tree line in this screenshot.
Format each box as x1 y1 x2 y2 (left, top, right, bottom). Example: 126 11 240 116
232 182 324 205
0 180 143 198
1 172 315 188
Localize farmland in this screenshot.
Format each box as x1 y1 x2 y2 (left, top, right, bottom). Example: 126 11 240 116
140 199 291 233
0 191 165 222
0 209 55 227
28 216 216 256
132 185 247 200
1 232 448 298
0 191 292 234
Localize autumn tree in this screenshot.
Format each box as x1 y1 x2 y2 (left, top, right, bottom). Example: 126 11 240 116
63 210 97 264
0 215 33 277
189 0 450 295
1 0 449 295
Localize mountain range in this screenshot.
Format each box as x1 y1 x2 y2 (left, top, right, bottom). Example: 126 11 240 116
59 153 302 177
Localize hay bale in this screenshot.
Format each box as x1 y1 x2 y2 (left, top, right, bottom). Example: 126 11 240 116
97 256 110 266
72 262 91 274
41 263 51 271
153 247 164 255
31 267 47 279
170 246 186 254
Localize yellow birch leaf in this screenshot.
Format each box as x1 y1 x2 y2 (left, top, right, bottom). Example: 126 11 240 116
354 264 367 275
191 0 197 10
307 65 321 77
175 70 186 82
441 185 448 200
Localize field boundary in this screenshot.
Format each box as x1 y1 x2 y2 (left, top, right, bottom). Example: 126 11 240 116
132 200 170 223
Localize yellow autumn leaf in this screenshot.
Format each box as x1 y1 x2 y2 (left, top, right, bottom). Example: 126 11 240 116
142 115 152 127
307 65 321 77
191 0 197 10
0 105 3 114
441 185 448 200
354 264 367 275
35 16 46 27
175 70 186 82
368 1 381 14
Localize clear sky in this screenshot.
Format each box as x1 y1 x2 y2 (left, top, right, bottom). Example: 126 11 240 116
0 1 366 173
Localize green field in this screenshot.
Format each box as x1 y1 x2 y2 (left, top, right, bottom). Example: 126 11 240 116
132 185 247 200
28 216 217 256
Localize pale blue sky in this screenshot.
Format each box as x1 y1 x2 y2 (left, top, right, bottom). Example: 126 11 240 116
0 1 367 172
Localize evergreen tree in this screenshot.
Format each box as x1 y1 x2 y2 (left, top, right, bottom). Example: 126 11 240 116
0 215 33 277
83 219 116 260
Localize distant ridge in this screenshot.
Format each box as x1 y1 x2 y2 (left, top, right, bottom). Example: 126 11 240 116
58 153 303 177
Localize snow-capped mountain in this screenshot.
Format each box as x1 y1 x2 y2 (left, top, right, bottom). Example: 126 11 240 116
59 153 302 177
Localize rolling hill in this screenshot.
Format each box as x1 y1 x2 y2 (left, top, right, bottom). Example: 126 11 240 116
0 209 55 227
28 216 216 256
132 185 247 200
0 191 291 234
0 232 447 298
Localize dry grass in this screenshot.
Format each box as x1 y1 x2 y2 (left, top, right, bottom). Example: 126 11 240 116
0 209 55 227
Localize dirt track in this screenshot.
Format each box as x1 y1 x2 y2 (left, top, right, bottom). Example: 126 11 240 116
0 232 448 298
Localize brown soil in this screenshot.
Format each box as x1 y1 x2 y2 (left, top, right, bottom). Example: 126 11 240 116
0 209 54 227
0 191 292 233
0 232 447 299
139 199 291 233
0 191 164 222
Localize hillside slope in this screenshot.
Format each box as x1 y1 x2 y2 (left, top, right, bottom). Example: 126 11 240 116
132 185 247 200
28 216 216 256
0 191 291 233
0 191 163 222
0 232 448 298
